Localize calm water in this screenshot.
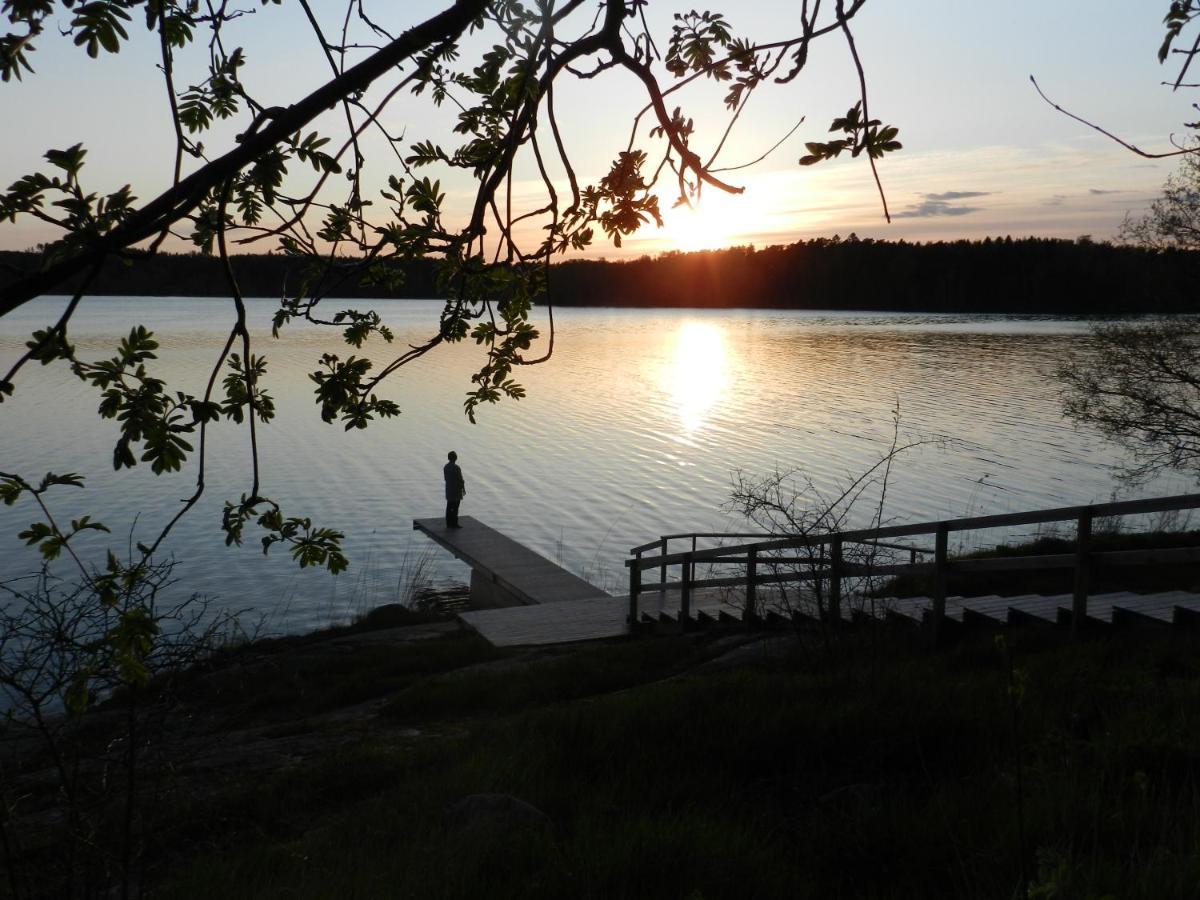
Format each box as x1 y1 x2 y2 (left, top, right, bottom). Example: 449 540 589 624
0 298 1188 633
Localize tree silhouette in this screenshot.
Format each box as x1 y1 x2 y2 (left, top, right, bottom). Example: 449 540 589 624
1056 0 1200 483
1121 146 1200 251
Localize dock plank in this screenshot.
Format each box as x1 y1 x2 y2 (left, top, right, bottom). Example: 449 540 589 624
414 516 610 606
1008 594 1071 623
459 596 632 646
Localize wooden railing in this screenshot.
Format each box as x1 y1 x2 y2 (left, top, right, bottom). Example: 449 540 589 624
625 493 1200 641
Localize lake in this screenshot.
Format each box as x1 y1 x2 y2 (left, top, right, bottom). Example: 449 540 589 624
0 298 1189 634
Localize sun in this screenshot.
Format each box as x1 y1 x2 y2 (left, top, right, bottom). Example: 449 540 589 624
658 190 764 253
664 203 732 252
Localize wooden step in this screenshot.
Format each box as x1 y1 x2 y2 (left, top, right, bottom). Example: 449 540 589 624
961 594 1042 625
943 595 972 623
1008 594 1072 624
1072 591 1137 624
884 596 933 625
1166 592 1200 625
1110 591 1189 625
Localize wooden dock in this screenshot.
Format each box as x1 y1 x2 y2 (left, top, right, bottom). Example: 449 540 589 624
455 589 736 647
454 587 1200 648
413 497 1200 647
413 516 611 609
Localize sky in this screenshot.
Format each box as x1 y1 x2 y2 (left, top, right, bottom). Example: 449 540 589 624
0 0 1194 258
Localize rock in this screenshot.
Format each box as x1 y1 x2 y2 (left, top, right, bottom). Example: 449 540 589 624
818 782 884 810
443 793 554 834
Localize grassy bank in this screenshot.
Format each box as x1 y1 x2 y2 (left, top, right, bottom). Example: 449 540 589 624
139 621 1200 900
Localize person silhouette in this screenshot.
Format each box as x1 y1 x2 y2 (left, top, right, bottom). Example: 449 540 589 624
444 450 466 528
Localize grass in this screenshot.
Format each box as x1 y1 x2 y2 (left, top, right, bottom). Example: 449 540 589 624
379 634 706 723
144 624 1200 900
167 617 504 728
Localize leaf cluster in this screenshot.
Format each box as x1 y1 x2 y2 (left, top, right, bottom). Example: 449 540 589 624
222 494 348 574
1160 1 1199 64
178 48 245 133
567 151 663 251
799 101 901 166
1 472 108 563
1 0 276 82
0 144 136 241
310 352 400 429
665 10 733 78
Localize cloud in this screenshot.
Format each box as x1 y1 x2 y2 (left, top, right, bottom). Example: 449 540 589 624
1044 194 1068 207
924 190 991 201
1089 188 1125 195
894 190 991 218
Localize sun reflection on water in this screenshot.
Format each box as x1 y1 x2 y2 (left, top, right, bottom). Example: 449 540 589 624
667 321 727 433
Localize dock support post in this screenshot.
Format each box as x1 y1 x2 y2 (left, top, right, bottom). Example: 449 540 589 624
1072 507 1093 638
659 537 668 592
746 547 758 621
932 523 948 648
680 551 693 626
629 552 641 625
829 536 843 624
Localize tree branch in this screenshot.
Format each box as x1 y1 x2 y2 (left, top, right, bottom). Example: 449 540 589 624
0 0 489 317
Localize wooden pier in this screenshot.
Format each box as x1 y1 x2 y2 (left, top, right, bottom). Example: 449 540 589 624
451 589 735 647
413 494 1200 649
413 516 611 609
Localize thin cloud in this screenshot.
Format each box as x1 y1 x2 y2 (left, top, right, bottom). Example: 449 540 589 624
1089 188 1125 195
1044 194 1068 207
924 190 991 201
895 190 991 219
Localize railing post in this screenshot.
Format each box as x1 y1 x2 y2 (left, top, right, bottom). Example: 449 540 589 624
910 547 918 566
932 523 948 648
659 537 668 592
1072 507 1093 638
829 536 843 623
680 551 693 625
628 551 641 625
746 547 758 620
813 542 825 612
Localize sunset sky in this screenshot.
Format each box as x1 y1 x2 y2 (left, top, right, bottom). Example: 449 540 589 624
0 0 1193 258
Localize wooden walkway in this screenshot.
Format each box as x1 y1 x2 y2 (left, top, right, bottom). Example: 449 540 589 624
412 503 1200 647
455 589 735 647
453 588 1200 648
413 516 611 609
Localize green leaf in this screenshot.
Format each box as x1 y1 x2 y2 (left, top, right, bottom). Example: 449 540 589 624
44 143 87 178
0 478 23 505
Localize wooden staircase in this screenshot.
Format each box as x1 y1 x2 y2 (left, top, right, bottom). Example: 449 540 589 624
456 588 1200 647
626 492 1200 644
835 591 1200 628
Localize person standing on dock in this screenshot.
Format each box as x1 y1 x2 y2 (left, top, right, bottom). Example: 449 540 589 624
444 450 466 528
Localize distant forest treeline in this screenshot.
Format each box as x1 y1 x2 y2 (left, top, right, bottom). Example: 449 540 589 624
3 236 1197 313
